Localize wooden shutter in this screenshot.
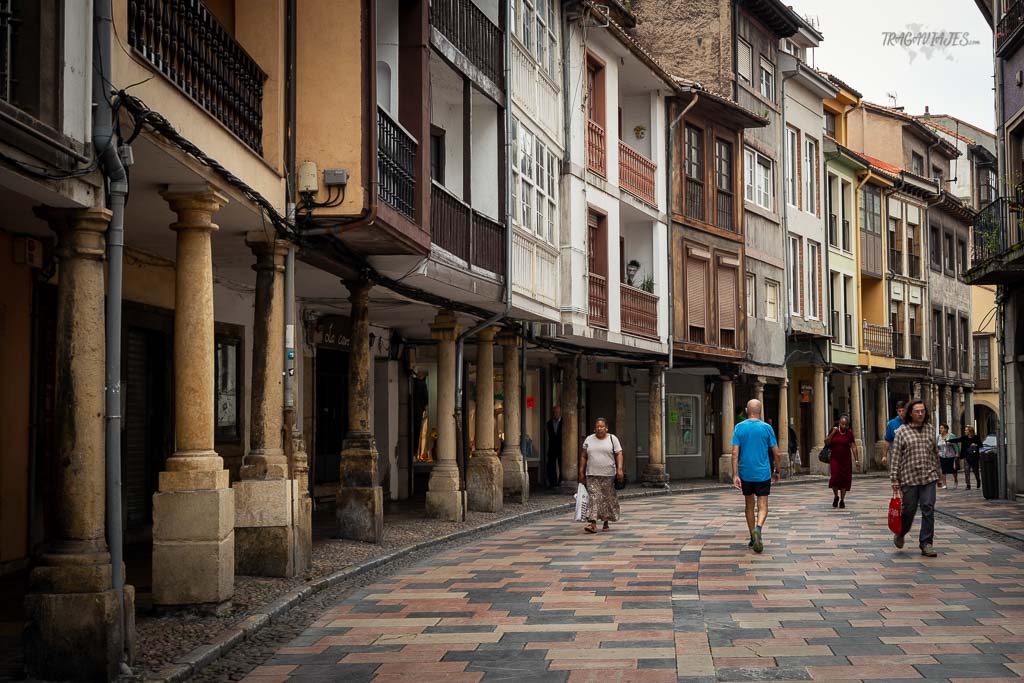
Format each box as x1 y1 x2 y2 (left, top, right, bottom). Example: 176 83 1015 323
687 258 706 328
718 266 737 330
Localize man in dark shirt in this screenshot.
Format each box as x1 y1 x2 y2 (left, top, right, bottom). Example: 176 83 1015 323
546 406 563 488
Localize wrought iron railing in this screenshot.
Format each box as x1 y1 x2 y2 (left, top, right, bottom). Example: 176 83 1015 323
716 190 734 231
863 322 892 357
431 182 505 275
620 284 658 338
998 0 1024 52
685 178 704 222
378 107 417 220
588 273 608 328
431 0 503 86
908 256 921 279
587 120 606 176
619 142 656 205
830 310 840 342
127 0 267 155
971 195 1024 267
720 328 736 349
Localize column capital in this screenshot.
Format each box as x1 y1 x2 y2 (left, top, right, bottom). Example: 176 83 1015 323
161 184 229 232
476 325 498 343
780 378 790 389
35 206 111 261
246 231 289 271
345 276 373 307
496 328 520 347
648 361 666 373
430 309 461 342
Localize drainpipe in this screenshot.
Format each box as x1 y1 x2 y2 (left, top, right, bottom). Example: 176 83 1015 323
993 0 1009 499
283 0 299 475
454 5 515 488
94 0 131 673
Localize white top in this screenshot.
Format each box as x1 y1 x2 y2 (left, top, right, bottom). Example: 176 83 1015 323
583 433 622 476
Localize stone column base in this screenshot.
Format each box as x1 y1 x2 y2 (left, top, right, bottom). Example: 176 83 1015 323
468 453 503 512
153 487 234 607
503 470 530 504
854 439 866 473
337 485 384 543
642 468 670 487
25 586 130 681
426 489 465 521
809 448 829 475
234 479 304 576
719 454 734 483
294 493 312 575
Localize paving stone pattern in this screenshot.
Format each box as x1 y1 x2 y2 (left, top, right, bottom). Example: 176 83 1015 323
237 480 1024 682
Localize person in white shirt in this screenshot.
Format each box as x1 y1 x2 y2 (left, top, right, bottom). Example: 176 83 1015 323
578 417 624 534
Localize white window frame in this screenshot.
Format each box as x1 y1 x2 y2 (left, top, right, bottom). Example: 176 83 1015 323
808 240 820 320
511 116 557 244
746 273 756 318
789 236 801 316
759 56 775 101
785 127 798 207
765 280 779 322
756 154 773 210
803 136 817 215
743 148 756 203
737 38 752 83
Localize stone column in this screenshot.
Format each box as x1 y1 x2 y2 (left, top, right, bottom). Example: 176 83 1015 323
809 366 828 475
719 376 735 483
778 379 790 476
337 278 384 541
851 371 866 473
467 327 503 512
913 381 923 401
152 187 234 608
560 355 580 487
25 208 126 681
643 364 669 486
754 377 766 404
875 379 888 468
955 387 965 431
498 330 528 502
941 384 952 427
233 234 301 576
427 310 465 520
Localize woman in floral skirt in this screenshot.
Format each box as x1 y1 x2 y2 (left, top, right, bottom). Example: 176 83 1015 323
578 418 624 533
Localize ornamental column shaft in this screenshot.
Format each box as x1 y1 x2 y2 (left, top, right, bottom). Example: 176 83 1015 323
810 366 828 475
851 371 866 473
778 379 790 475
467 327 502 512
643 364 668 486
152 187 234 608
719 377 735 483
25 207 127 681
498 330 528 502
427 310 465 520
337 277 384 541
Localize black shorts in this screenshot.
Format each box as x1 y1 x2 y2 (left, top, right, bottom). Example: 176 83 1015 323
741 480 772 497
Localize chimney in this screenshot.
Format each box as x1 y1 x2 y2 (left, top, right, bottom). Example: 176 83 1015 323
925 105 930 114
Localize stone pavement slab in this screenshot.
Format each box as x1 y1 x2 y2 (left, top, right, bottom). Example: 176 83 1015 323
238 479 1024 682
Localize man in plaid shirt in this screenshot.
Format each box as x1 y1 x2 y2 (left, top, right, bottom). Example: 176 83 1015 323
890 399 946 557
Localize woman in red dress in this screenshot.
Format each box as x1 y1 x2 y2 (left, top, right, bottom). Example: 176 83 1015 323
825 415 859 509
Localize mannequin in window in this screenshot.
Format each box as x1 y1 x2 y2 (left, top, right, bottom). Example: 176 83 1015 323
626 259 641 286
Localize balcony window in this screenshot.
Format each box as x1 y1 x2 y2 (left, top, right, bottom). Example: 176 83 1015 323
861 185 882 234
975 336 992 388
824 111 836 138
785 127 799 207
960 316 970 373
789 236 801 316
715 139 734 230
979 168 997 205
685 125 705 221
803 137 818 215
745 147 773 211
888 218 903 275
759 56 775 101
944 232 955 273
765 280 779 322
587 210 608 328
808 241 820 319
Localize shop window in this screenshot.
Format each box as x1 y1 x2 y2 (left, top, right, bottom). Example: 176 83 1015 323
215 332 243 443
666 394 700 456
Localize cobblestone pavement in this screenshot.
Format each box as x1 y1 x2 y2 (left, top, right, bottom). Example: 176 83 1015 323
232 479 1024 682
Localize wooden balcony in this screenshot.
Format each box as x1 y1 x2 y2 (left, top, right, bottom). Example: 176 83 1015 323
620 284 658 339
431 182 505 276
431 0 503 87
863 322 893 357
127 0 267 155
685 178 704 222
588 273 608 328
618 142 656 205
377 107 417 221
587 120 606 176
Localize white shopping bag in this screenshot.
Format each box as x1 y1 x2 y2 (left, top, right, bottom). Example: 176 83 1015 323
573 483 590 522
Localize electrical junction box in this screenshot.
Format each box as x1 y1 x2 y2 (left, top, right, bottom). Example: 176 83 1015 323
324 168 349 187
297 161 318 193
12 236 44 268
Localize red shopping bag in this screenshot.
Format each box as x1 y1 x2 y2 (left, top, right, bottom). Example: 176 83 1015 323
887 495 902 535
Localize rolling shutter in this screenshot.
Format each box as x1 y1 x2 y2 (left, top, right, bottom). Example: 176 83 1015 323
718 266 737 330
687 258 706 328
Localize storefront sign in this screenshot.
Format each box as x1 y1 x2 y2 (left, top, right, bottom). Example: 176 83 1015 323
313 315 392 357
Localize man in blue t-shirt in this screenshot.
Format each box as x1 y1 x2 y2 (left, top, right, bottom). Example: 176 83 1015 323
881 400 907 467
731 399 781 554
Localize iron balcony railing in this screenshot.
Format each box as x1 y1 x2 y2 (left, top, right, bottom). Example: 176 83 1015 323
844 314 853 347
588 273 608 328
127 0 267 155
998 0 1024 53
431 0 503 86
971 194 1024 267
908 256 921 279
842 218 851 251
685 178 704 222
377 107 417 221
716 190 734 231
863 322 893 357
892 331 905 359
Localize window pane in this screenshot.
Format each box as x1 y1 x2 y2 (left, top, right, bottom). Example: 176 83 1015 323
744 149 755 201
215 339 238 438
666 394 699 455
